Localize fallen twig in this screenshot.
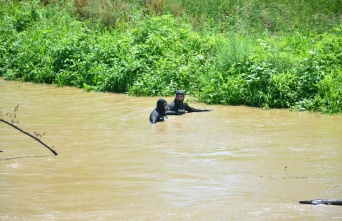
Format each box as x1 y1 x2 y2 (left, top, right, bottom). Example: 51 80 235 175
0 119 58 156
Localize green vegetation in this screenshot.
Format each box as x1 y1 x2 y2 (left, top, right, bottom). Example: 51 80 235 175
1 0 341 113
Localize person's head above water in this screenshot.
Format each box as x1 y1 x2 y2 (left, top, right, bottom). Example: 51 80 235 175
175 90 185 102
156 98 168 110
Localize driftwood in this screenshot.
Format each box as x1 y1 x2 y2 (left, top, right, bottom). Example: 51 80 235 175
0 119 58 156
299 199 342 206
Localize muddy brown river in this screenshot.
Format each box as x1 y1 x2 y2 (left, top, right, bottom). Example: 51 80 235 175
1 79 341 220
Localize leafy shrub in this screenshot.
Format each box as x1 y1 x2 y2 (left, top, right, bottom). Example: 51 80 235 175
1 0 342 114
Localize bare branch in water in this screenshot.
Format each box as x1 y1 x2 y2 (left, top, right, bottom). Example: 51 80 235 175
0 119 58 156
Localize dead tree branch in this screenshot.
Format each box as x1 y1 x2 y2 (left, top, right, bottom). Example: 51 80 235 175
0 119 58 156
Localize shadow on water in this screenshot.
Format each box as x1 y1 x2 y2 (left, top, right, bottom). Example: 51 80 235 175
0 154 54 161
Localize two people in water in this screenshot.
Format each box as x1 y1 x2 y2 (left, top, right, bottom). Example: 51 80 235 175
149 90 213 124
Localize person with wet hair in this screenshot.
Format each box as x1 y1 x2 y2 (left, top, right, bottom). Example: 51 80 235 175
166 90 213 115
149 98 168 124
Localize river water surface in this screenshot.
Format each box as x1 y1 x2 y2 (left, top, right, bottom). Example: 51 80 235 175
1 79 342 220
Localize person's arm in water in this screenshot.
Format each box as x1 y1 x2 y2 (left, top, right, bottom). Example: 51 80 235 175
166 101 213 115
184 103 213 112
166 90 213 114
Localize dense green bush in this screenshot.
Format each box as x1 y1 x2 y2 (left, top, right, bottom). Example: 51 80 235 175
196 28 342 113
1 0 341 113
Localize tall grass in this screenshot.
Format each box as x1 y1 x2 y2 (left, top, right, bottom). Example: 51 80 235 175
1 0 342 113
164 0 342 35
68 0 342 34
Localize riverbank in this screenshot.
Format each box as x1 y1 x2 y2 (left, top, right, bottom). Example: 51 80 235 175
1 1 341 113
